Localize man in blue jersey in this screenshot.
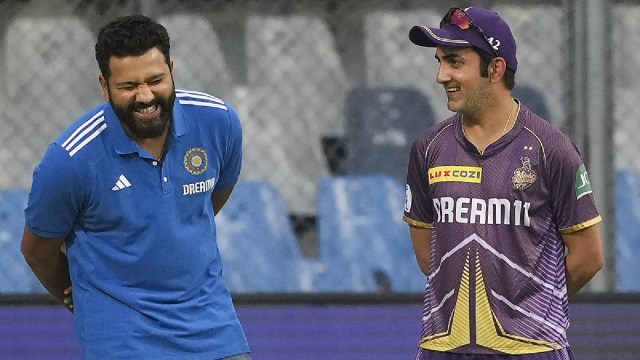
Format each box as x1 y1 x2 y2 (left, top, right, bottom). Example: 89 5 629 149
21 15 251 359
404 7 604 360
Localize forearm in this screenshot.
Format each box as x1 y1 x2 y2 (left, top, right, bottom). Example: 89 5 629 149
24 250 71 304
416 257 429 276
409 226 432 276
414 249 430 276
562 224 604 297
212 187 234 215
565 252 603 297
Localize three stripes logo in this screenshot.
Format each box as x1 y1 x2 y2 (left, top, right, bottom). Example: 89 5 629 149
112 174 132 191
176 89 227 110
62 110 107 157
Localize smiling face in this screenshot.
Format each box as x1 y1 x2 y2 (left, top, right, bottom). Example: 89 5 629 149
99 47 175 139
435 46 493 116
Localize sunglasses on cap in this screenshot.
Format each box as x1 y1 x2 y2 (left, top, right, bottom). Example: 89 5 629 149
440 7 498 57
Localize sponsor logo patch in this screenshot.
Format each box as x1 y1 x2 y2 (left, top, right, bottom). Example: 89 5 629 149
575 164 592 200
428 166 482 184
183 177 216 196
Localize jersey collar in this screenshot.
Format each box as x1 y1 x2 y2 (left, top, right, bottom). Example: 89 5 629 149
454 100 524 156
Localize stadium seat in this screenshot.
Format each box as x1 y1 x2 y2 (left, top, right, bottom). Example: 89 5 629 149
613 9 640 292
215 180 324 293
615 171 640 292
315 175 427 292
494 4 566 127
344 86 434 182
363 10 452 123
613 5 640 210
234 85 331 217
0 189 46 294
242 15 349 215
158 14 234 97
512 84 551 121
0 17 101 189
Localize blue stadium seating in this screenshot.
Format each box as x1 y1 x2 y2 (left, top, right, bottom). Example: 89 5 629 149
242 15 349 215
615 170 640 292
2 182 324 295
215 180 323 293
344 86 435 183
512 84 551 121
316 175 427 292
0 189 46 293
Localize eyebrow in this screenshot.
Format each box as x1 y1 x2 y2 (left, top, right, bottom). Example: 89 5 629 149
115 73 166 87
436 53 463 63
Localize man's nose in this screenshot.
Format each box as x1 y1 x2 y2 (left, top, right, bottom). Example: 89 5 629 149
436 65 450 84
135 84 154 104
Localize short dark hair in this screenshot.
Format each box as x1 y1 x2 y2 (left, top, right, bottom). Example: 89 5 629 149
475 48 515 90
95 15 171 80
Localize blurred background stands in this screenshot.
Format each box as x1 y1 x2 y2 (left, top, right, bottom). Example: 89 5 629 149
0 0 637 296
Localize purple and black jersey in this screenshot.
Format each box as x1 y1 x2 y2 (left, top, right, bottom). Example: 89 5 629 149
403 103 601 356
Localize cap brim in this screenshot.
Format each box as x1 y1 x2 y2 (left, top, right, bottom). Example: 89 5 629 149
409 25 473 48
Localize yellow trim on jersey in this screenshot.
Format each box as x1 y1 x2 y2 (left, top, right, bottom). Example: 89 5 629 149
474 253 561 353
403 216 433 229
420 253 472 350
559 215 602 234
420 249 562 354
428 166 482 184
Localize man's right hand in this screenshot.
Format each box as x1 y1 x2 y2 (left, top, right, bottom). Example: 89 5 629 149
63 286 73 312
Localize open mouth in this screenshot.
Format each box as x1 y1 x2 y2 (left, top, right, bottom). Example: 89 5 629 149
134 103 161 119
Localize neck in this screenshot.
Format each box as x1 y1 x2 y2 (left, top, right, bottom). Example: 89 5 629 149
461 97 517 154
462 95 515 127
135 129 170 160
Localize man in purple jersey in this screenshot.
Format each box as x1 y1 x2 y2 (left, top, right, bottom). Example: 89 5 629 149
403 7 604 360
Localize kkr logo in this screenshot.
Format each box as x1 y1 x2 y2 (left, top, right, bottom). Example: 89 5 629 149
428 166 482 184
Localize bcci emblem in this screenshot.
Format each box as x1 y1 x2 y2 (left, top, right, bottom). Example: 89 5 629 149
512 157 537 190
184 147 208 175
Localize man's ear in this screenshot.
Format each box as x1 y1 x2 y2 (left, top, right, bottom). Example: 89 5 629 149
99 74 109 102
489 57 507 83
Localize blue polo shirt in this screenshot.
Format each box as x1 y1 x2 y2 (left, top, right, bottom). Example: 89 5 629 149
25 89 249 359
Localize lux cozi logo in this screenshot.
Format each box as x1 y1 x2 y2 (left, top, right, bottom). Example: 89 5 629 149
428 166 482 184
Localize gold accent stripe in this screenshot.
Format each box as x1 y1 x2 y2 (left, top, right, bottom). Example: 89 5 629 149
421 252 471 350
496 321 562 351
420 249 563 354
475 252 559 354
404 216 433 229
559 216 602 234
425 123 454 164
523 125 547 168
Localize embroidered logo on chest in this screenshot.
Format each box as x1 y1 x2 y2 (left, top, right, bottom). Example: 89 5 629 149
184 147 208 175
512 157 537 190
